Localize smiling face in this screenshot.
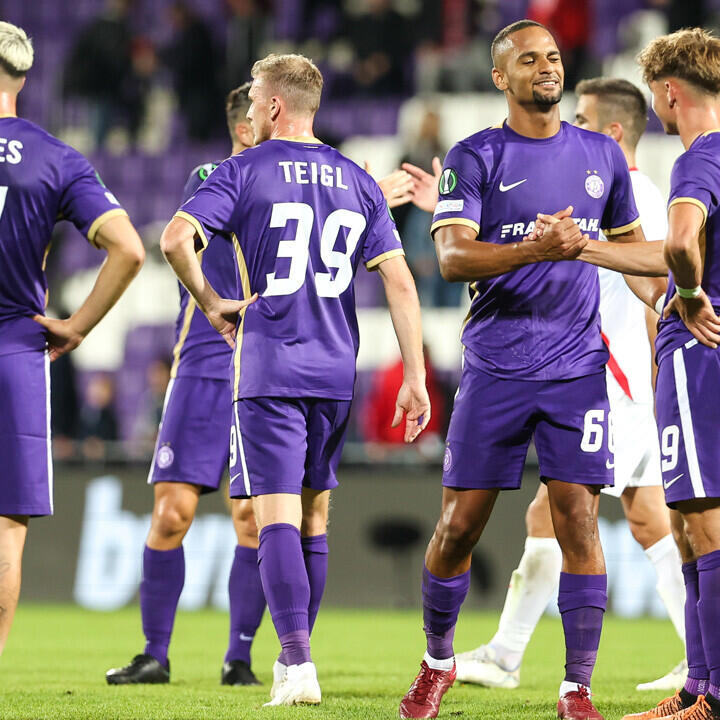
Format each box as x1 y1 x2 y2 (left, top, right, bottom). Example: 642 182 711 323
492 26 564 109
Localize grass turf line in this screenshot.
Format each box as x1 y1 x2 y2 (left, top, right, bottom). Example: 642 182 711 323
0 605 683 719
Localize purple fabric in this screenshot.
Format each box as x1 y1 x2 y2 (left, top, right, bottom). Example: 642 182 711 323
422 566 470 660
258 523 311 664
656 343 720 506
178 139 403 402
225 545 266 664
433 121 638 382
140 545 185 668
697 551 720 689
558 573 607 687
683 560 709 688
303 534 329 634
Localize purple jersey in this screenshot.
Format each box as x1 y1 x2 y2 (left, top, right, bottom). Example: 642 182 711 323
0 117 127 356
177 138 404 400
170 161 238 381
431 121 639 381
656 130 720 364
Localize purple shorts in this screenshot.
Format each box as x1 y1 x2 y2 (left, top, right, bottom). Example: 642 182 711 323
148 376 231 493
656 339 720 506
0 350 52 516
443 364 613 490
229 397 352 498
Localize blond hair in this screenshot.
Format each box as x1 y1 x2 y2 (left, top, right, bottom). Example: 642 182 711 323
0 22 33 77
251 53 323 115
638 28 720 95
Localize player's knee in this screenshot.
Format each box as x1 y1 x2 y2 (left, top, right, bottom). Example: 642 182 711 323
153 500 194 539
555 506 599 554
434 516 479 559
233 500 258 538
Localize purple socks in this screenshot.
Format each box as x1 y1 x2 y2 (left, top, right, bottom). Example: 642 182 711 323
258 523 311 666
683 560 709 696
225 545 266 664
422 566 471 660
557 572 607 688
303 534 329 634
140 545 185 668
697 551 720 698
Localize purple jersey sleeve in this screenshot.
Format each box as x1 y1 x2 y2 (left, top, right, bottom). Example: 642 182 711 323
176 158 242 249
600 140 640 236
181 162 220 204
362 183 405 270
668 150 718 223
58 146 127 246
430 141 484 237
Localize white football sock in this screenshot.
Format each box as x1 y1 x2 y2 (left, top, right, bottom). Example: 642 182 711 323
489 536 562 669
559 680 590 697
645 533 686 642
424 651 455 671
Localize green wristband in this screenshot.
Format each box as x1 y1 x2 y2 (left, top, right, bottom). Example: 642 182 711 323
676 285 702 299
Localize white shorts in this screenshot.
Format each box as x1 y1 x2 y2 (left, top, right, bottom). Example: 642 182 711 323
601 393 662 498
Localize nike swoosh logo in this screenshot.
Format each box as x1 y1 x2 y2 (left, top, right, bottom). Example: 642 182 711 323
663 473 684 490
499 179 527 192
606 458 615 469
239 633 254 642
230 472 243 482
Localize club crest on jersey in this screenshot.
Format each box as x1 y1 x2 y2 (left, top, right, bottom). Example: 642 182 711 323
439 168 457 195
585 170 604 199
156 445 174 469
443 446 452 472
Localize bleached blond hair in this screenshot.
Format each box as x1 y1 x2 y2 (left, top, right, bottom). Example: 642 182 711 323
0 22 33 77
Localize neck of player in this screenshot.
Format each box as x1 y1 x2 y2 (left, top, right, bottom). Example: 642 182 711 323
506 102 561 139
677 100 720 149
0 89 17 118
271 115 316 141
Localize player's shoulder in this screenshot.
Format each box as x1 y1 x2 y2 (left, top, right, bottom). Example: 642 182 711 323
630 169 663 200
188 161 221 183
680 131 720 167
567 122 617 152
6 117 80 157
451 124 504 155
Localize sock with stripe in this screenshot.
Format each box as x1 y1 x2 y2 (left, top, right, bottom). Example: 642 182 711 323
558 573 607 689
140 545 185 669
258 523 311 666
225 545 266 664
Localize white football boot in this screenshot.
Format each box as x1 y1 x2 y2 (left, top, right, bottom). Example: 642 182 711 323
455 644 520 689
269 660 287 700
636 658 688 691
263 662 321 706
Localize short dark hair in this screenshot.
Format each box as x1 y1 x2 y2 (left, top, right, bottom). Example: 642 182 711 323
491 20 549 66
576 77 648 148
225 82 252 140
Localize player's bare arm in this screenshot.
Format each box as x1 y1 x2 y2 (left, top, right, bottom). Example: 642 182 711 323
377 255 430 443
663 201 720 349
33 214 144 360
576 226 667 276
435 208 587 283
160 215 257 348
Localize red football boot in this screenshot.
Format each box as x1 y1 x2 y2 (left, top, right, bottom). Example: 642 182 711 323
558 686 605 720
399 660 456 719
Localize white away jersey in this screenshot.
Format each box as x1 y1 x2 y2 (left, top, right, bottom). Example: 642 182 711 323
598 169 667 405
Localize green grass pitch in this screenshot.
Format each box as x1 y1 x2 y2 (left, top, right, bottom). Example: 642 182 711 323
1 604 683 719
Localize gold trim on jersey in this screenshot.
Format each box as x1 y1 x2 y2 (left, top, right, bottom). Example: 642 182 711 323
430 217 480 237
460 282 479 337
0 114 17 118
87 208 128 247
669 197 708 226
174 210 210 249
169 250 205 378
274 136 323 143
602 217 641 237
231 233 252 400
42 241 53 271
701 129 720 137
365 248 405 271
